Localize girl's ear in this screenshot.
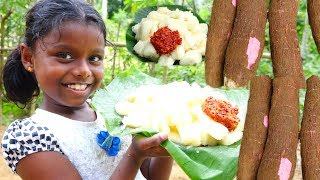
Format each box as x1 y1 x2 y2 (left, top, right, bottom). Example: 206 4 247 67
20 43 34 72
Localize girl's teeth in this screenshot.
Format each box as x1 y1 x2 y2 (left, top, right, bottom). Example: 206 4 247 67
67 84 87 91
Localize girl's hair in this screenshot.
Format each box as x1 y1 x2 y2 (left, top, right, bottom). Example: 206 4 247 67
2 0 107 106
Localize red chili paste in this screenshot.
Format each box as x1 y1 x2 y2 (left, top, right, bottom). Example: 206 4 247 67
202 97 240 131
150 26 182 55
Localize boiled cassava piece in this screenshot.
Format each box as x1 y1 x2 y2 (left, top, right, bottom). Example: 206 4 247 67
308 0 320 52
300 75 320 180
237 75 272 180
268 0 306 88
223 0 268 88
205 0 236 88
257 77 299 180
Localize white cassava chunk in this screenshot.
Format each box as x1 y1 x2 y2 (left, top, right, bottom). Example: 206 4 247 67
167 19 188 33
167 106 193 127
122 109 152 128
190 32 203 47
158 55 175 66
179 50 202 65
143 40 159 59
168 132 183 145
138 19 158 41
198 39 206 55
133 41 146 56
181 31 194 50
157 7 172 14
219 130 243 145
200 114 229 140
171 45 185 60
114 101 132 116
199 23 208 34
201 131 218 146
158 119 170 133
132 24 140 35
147 11 168 21
177 123 202 146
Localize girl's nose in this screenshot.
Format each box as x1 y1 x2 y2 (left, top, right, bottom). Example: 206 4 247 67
73 60 92 78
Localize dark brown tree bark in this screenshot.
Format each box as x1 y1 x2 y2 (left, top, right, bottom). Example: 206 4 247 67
0 9 13 124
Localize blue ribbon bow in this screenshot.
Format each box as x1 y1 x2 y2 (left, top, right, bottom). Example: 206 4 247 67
96 131 121 156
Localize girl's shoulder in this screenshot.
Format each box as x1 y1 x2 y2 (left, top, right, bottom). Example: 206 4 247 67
1 118 63 173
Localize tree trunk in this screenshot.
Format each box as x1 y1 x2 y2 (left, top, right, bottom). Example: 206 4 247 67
148 63 156 76
111 23 121 80
29 100 36 116
102 0 108 20
0 10 13 125
192 0 198 13
162 66 168 84
116 23 121 70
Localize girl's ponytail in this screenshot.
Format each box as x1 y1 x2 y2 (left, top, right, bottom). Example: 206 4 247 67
2 47 39 106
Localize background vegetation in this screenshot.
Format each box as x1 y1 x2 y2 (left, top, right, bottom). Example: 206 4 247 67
0 0 319 125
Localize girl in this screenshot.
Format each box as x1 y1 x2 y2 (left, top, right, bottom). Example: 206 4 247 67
1 0 173 179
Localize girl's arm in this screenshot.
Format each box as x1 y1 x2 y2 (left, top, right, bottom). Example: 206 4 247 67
110 132 172 180
141 157 173 180
16 151 82 180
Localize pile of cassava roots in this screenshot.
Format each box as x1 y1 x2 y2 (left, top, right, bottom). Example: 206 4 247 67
205 0 320 179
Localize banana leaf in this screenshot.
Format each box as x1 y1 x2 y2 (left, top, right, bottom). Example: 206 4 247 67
126 5 206 65
91 69 249 180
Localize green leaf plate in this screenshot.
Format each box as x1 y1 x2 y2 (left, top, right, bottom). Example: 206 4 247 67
91 69 249 180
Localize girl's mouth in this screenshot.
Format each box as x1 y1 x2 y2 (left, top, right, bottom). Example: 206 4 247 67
65 83 90 91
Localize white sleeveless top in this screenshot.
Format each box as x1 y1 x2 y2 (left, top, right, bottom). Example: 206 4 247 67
1 108 146 180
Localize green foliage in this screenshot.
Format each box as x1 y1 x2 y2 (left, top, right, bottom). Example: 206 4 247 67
2 99 28 126
107 0 125 18
160 63 206 86
124 0 174 14
111 9 128 25
0 0 31 46
256 58 273 77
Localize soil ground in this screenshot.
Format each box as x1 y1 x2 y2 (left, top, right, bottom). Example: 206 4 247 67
0 125 302 180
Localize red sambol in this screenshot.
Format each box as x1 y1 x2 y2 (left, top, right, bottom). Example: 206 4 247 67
202 97 240 131
150 26 182 55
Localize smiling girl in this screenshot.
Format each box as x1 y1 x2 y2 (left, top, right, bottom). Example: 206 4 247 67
1 0 173 179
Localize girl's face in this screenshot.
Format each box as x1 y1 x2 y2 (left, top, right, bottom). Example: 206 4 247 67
30 21 105 109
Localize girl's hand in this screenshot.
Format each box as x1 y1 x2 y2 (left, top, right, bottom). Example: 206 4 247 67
111 133 173 179
128 132 170 161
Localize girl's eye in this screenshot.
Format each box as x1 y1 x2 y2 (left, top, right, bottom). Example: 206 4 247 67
56 52 73 60
89 55 103 63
